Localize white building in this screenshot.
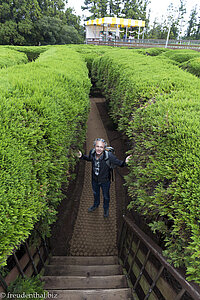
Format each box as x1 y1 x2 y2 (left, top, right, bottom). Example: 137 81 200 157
85 17 145 41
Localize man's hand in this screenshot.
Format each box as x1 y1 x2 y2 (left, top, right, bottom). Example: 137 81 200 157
77 150 82 158
125 154 132 163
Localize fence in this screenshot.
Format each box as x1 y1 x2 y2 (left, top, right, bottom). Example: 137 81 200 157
1 212 200 299
118 215 200 300
0 230 50 293
86 39 200 51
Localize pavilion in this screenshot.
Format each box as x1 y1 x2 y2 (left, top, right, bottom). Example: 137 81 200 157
85 17 145 41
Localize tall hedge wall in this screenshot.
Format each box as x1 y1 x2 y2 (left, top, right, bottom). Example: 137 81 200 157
91 48 200 284
0 46 91 266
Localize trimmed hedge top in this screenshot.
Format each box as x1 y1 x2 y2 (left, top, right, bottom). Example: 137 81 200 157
137 47 200 77
0 46 28 68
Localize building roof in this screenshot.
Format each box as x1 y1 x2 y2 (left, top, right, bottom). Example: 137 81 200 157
85 17 145 27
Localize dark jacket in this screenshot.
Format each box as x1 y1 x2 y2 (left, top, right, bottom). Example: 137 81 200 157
81 149 126 183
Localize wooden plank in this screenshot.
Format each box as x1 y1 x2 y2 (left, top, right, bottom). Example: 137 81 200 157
45 264 123 276
50 256 119 266
45 288 133 300
42 275 128 290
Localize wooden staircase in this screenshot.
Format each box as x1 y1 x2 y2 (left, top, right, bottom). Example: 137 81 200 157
42 256 133 299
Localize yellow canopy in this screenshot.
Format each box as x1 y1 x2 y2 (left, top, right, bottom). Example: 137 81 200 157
85 17 145 27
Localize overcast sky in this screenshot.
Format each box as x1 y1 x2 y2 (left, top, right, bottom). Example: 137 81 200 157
66 0 199 25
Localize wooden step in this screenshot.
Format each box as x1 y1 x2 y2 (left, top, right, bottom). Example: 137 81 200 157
49 256 119 266
45 288 133 300
42 275 128 290
44 264 123 276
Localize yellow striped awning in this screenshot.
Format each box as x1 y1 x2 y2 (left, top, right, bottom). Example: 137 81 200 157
85 17 145 27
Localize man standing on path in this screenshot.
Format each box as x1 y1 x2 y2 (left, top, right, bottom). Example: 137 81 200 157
77 138 132 218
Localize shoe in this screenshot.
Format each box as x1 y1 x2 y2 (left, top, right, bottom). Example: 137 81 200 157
88 205 98 212
104 209 109 218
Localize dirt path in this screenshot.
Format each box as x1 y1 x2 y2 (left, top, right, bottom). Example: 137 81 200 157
69 98 118 256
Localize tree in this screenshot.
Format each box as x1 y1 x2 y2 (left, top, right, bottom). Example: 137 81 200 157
81 0 101 19
147 19 163 39
177 0 186 39
37 0 66 17
81 0 123 18
99 0 108 17
195 16 200 39
122 0 140 19
147 18 176 40
122 0 149 20
0 20 25 45
121 0 150 38
81 0 151 20
33 16 82 45
108 0 122 17
0 0 42 22
0 0 83 45
64 7 84 36
186 6 198 38
0 0 41 45
152 2 180 40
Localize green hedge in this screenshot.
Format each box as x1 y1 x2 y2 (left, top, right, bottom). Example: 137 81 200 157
135 47 200 69
0 45 91 266
136 47 170 57
6 275 45 300
137 47 200 63
161 49 200 63
7 45 49 61
181 57 200 77
68 44 111 76
0 46 28 68
91 48 200 283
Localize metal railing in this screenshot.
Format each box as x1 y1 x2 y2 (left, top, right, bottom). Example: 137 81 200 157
0 230 50 293
118 215 200 300
86 38 200 50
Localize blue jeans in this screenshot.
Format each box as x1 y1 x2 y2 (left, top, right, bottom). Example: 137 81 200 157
92 180 111 210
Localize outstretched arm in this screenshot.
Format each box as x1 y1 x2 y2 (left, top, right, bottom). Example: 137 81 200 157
108 152 132 167
108 152 125 167
77 150 92 161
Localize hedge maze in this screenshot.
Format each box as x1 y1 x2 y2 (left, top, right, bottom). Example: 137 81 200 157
0 44 200 284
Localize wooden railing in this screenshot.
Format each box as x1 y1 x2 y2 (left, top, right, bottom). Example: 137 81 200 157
0 230 50 294
1 213 200 300
118 215 200 300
